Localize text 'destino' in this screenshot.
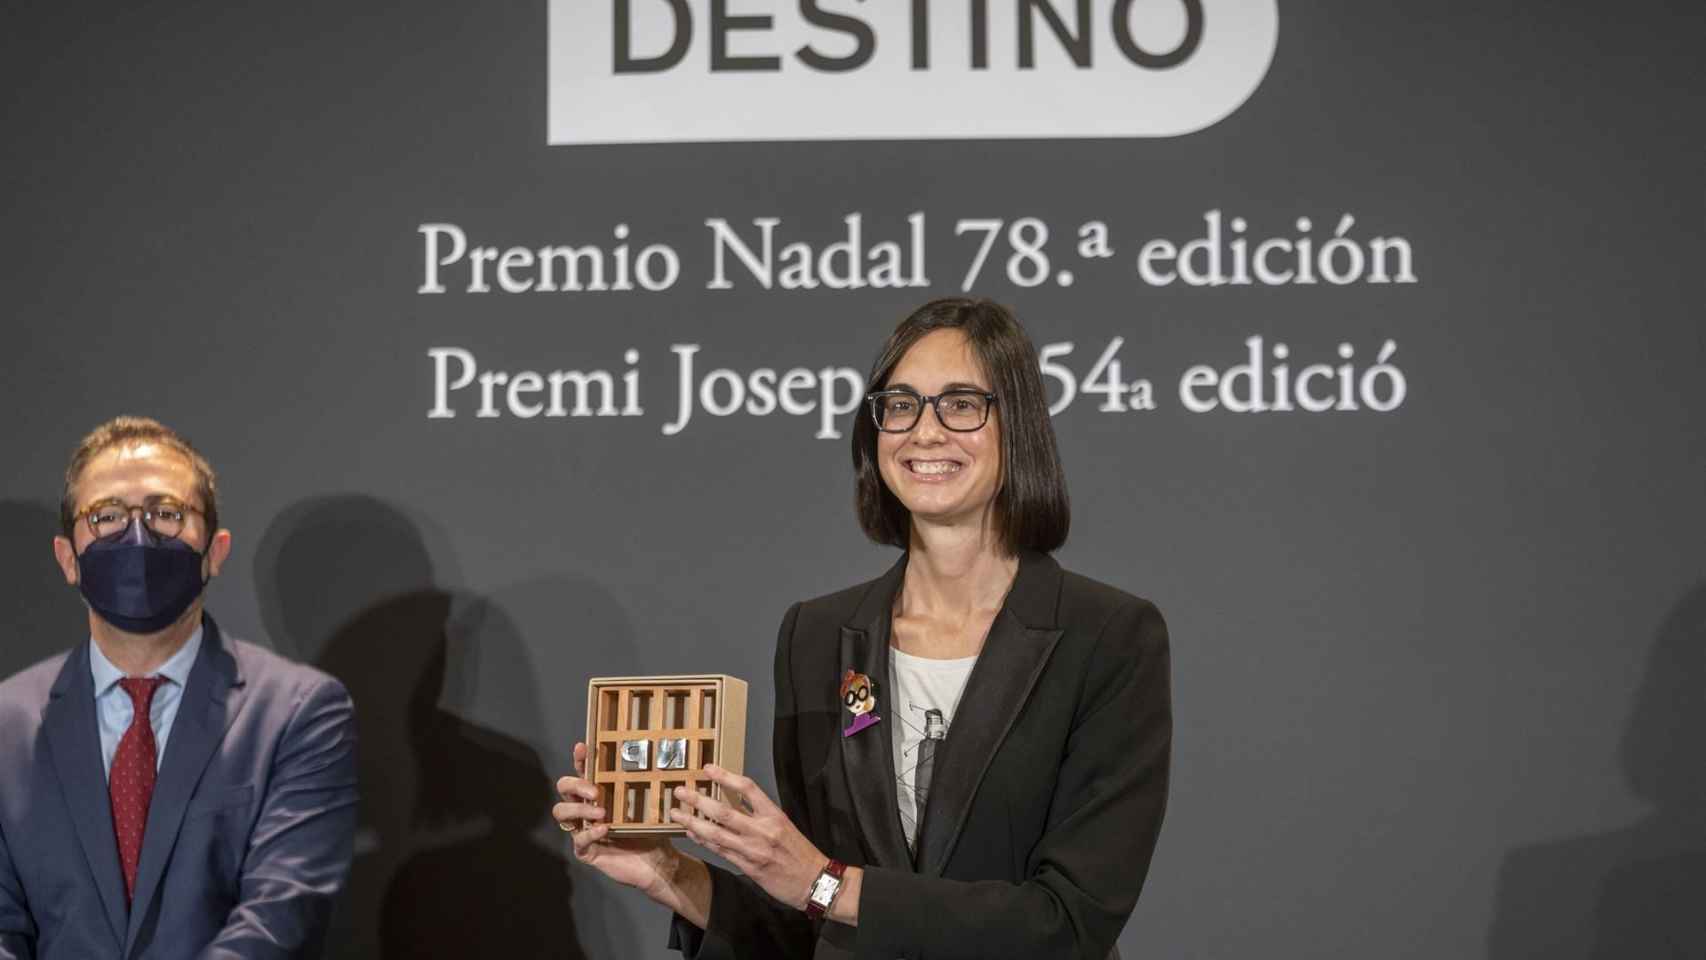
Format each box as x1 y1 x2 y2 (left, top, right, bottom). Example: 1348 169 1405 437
548 0 1279 144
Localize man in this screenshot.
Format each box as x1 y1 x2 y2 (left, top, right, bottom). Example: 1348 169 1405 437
0 417 357 959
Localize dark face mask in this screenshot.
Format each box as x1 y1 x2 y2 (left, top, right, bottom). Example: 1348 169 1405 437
76 517 209 634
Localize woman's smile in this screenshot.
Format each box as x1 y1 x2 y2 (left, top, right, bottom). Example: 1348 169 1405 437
903 457 964 479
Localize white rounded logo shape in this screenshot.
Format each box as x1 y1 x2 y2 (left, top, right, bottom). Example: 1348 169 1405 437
549 0 1279 144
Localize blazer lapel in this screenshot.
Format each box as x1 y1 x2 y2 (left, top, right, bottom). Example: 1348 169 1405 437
914 552 1064 878
41 642 129 949
125 615 247 953
837 556 912 870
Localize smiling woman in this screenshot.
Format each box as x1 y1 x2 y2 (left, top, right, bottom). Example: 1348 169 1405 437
852 299 1070 557
554 297 1172 960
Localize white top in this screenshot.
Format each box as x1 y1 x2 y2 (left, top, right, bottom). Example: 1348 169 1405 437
888 647 978 850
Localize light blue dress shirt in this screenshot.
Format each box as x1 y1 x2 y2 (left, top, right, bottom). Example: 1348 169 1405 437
89 627 202 780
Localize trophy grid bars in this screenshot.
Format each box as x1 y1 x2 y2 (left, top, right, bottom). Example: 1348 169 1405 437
584 675 748 835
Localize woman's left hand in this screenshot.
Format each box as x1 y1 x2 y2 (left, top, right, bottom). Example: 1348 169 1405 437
669 764 826 910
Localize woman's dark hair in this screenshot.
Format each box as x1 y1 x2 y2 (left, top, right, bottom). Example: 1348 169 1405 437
852 297 1070 554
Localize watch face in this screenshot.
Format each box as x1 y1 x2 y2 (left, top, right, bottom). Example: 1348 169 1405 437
811 875 839 904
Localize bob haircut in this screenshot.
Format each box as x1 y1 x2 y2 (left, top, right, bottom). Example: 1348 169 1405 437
851 297 1070 554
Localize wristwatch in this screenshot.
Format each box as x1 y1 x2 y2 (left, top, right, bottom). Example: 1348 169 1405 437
804 859 847 920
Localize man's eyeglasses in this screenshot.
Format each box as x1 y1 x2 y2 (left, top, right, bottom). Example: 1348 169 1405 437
866 389 997 433
74 496 203 540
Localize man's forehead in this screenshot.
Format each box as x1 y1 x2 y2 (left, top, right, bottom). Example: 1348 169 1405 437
76 443 198 499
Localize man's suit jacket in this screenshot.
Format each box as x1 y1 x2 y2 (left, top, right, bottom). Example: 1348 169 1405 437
0 614 357 959
670 551 1172 960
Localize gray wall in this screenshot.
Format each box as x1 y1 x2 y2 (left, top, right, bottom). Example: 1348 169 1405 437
3 1 1702 957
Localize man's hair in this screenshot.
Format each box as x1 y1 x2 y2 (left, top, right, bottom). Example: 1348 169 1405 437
60 416 220 539
851 297 1070 555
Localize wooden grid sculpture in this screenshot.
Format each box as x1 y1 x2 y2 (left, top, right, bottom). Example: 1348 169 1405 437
584 675 749 835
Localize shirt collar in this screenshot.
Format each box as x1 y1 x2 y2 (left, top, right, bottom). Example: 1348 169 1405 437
89 625 204 696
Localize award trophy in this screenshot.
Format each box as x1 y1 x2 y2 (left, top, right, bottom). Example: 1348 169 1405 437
583 675 749 835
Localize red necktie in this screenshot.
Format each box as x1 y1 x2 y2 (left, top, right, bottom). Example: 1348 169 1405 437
110 677 166 903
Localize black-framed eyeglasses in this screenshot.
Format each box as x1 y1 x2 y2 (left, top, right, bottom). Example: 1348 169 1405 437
74 495 203 541
866 389 997 433
844 684 871 707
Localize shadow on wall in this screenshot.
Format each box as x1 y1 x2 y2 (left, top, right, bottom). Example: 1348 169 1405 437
1488 583 1706 958
253 495 588 960
378 592 598 960
0 500 87 677
432 575 650 960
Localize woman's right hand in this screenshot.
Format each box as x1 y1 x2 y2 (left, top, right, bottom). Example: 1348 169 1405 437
554 742 684 898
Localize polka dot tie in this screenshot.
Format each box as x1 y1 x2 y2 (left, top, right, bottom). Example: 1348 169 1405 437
110 677 166 903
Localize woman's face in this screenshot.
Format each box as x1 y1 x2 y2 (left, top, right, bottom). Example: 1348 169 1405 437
876 329 1003 532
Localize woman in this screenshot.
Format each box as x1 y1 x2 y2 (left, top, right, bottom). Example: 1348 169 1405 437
553 298 1171 959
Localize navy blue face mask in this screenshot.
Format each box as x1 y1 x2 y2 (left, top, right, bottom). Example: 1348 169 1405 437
76 517 209 634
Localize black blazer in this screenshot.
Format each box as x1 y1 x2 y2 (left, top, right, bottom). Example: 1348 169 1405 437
670 551 1172 960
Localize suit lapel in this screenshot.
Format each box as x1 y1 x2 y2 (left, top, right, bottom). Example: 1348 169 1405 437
837 557 912 870
914 552 1064 878
41 642 129 949
125 615 247 953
